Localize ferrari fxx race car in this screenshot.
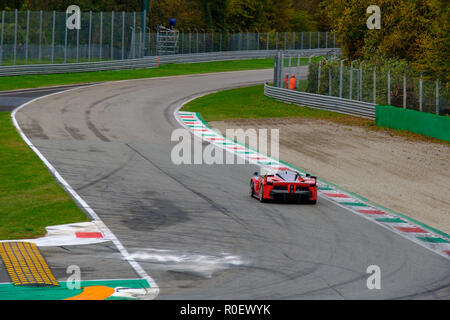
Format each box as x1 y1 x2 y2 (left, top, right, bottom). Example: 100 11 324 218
250 167 317 204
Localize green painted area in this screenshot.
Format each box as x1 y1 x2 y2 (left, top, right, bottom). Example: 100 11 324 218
339 202 367 207
318 186 333 190
376 218 406 223
376 105 450 142
416 237 449 243
0 279 149 300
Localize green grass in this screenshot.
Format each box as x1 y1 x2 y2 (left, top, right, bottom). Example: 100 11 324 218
182 84 361 123
0 112 90 239
182 84 449 144
0 58 275 91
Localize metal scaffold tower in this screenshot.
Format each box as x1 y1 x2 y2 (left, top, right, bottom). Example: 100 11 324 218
156 26 179 55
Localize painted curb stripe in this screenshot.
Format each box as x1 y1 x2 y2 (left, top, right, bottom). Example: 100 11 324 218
416 237 449 243
75 232 104 238
338 202 367 207
395 227 427 233
376 218 406 223
358 209 386 215
175 110 450 260
324 193 350 198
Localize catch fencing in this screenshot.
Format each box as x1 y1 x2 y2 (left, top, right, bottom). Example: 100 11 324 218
271 52 449 117
0 9 340 66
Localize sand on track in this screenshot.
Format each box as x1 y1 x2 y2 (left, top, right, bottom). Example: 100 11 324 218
210 118 450 235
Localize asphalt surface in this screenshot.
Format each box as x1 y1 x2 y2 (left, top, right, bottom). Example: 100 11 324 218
12 70 450 299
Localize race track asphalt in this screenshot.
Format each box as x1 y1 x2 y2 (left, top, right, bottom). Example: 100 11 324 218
14 69 450 299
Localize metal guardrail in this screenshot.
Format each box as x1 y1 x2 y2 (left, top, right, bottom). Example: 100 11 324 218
264 83 375 119
0 49 336 77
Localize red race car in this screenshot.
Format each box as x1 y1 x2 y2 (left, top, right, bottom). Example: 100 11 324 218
250 167 317 204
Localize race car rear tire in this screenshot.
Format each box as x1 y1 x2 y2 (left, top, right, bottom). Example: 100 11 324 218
259 185 267 203
250 180 255 197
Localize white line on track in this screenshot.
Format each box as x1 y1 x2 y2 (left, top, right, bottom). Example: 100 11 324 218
10 84 160 300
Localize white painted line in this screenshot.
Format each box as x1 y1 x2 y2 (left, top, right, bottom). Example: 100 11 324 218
11 84 160 299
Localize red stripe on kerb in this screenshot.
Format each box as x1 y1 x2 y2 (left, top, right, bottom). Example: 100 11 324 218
395 227 427 233
192 129 208 132
358 209 386 215
75 232 104 238
324 193 349 198
180 116 194 119
206 137 225 140
249 157 266 160
227 146 245 150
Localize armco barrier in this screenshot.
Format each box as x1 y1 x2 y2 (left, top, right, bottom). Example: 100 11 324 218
376 105 450 142
0 49 336 77
264 83 375 119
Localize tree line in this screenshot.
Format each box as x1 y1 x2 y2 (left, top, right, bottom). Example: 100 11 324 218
1 0 447 80
1 0 324 31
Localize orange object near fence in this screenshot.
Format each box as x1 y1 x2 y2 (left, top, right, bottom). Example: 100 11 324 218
289 74 297 90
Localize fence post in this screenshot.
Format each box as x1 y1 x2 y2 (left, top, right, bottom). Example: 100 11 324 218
13 9 17 65
339 58 347 98
373 65 377 105
38 10 42 64
419 72 423 112
111 11 115 60
435 78 439 115
318 60 321 93
266 32 269 50
325 31 328 49
121 12 125 60
359 61 364 101
51 10 55 64
275 32 278 50
64 10 68 63
333 33 336 48
0 11 4 66
25 10 29 64
189 31 192 53
387 67 391 105
292 31 295 49
349 60 356 100
196 31 199 53
76 21 79 62
309 31 312 49
142 10 146 57
329 67 332 96
301 32 303 49
88 11 92 61
403 70 407 109
317 31 320 48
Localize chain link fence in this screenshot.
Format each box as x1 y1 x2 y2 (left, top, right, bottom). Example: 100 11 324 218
0 10 340 66
0 9 145 65
274 52 449 116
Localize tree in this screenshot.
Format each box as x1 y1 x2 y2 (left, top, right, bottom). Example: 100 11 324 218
321 0 449 80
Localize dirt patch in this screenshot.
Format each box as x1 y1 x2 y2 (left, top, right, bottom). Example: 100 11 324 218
210 118 450 234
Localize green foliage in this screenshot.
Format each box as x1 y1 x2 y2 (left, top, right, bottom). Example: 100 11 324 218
4 0 319 32
320 0 449 81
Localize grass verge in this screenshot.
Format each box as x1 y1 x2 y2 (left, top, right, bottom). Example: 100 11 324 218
0 112 89 239
182 84 449 144
0 58 275 91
